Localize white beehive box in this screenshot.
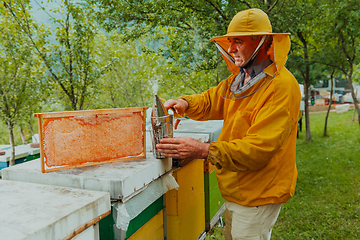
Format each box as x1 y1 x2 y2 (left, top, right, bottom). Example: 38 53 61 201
0 180 110 240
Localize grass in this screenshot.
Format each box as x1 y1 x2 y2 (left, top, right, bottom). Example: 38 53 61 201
206 110 360 239
205 222 225 240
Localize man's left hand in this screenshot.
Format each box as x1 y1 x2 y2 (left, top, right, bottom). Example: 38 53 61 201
156 137 209 162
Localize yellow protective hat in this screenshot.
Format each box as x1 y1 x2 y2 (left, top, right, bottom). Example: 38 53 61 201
210 8 289 42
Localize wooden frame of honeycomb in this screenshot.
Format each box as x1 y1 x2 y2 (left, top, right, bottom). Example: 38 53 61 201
34 107 148 173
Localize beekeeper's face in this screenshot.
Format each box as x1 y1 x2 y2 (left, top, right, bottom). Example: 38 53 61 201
228 36 260 67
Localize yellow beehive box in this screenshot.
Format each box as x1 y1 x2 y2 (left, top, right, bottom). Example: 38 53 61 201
166 159 205 239
167 195 205 240
34 107 148 173
128 210 164 240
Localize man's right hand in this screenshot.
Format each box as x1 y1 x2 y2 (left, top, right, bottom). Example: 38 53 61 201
164 99 188 130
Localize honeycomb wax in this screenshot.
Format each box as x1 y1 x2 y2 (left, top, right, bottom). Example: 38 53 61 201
43 112 144 168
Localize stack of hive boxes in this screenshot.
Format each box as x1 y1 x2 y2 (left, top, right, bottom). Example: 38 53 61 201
0 144 40 171
2 108 225 239
173 119 225 233
2 107 176 240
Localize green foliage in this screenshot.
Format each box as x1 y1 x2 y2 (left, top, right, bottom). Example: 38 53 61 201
316 0 360 71
86 31 226 109
86 0 288 93
0 2 45 129
86 32 157 108
316 0 360 123
4 0 110 111
2 0 360 144
273 0 322 82
44 0 108 110
354 64 360 83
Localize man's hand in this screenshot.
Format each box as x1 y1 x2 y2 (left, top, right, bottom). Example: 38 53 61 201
156 137 209 162
163 99 188 130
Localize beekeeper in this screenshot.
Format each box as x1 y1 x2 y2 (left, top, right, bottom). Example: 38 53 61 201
156 8 300 239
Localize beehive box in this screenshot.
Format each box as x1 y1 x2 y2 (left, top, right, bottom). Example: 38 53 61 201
2 126 175 240
204 166 226 230
174 119 225 231
128 210 164 240
1 154 173 240
127 201 164 240
16 144 41 161
0 145 29 171
166 158 205 240
34 107 148 173
0 180 111 240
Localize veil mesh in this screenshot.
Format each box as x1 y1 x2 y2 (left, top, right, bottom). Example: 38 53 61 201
220 72 274 100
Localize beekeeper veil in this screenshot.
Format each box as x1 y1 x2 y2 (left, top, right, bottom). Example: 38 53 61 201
210 8 291 100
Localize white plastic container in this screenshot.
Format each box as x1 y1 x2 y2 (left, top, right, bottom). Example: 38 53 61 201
335 104 350 113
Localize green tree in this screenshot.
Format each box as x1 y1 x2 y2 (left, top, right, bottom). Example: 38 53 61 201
86 0 288 94
87 32 156 109
319 0 360 126
87 31 221 109
4 0 108 110
323 69 335 137
272 0 326 141
0 2 45 165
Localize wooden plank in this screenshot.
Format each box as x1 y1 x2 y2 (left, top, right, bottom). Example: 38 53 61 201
34 107 147 119
37 115 45 173
64 211 111 240
42 155 146 173
167 195 205 240
208 171 225 219
204 170 225 231
166 159 205 240
167 159 204 216
0 180 111 240
142 108 147 158
204 160 217 174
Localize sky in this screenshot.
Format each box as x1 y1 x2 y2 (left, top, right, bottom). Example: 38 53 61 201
30 0 63 25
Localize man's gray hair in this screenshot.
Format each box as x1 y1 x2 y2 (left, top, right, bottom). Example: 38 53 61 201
251 35 273 52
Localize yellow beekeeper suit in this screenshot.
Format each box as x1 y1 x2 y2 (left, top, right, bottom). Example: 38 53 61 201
181 9 301 207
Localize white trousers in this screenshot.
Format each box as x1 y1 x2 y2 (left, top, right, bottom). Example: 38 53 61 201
224 201 282 240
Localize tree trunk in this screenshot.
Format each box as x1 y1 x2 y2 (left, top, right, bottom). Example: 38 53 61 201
297 31 312 141
353 89 358 121
347 77 360 125
304 79 312 141
20 125 27 145
7 121 16 166
324 71 334 137
28 119 34 139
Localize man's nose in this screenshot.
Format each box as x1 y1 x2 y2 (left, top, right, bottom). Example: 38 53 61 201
228 42 236 53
